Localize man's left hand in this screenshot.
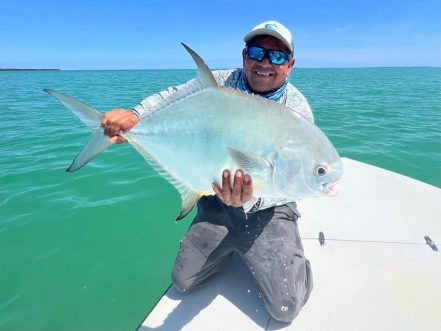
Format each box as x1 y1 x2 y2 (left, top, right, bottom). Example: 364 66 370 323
212 169 253 207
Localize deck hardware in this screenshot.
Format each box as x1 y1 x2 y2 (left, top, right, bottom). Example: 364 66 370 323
424 236 438 252
319 232 325 246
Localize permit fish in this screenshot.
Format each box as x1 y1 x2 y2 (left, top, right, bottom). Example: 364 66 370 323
44 43 343 220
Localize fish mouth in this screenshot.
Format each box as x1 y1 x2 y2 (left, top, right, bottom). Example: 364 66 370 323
322 182 340 196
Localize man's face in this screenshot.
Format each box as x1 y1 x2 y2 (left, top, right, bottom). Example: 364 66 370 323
242 36 295 93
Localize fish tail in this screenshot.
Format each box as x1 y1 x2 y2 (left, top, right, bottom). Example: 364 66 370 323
44 89 110 172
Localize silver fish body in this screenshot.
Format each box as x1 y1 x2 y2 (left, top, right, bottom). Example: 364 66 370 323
128 87 341 197
45 44 343 220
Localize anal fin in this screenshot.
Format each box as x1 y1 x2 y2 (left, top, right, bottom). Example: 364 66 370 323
176 189 200 221
128 138 200 221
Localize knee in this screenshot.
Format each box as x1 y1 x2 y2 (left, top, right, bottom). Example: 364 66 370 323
172 281 188 294
171 267 191 293
265 276 313 323
265 297 304 323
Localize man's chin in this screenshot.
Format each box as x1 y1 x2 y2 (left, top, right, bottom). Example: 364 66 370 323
248 79 276 93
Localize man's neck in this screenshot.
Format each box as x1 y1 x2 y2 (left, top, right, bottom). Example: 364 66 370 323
238 70 288 102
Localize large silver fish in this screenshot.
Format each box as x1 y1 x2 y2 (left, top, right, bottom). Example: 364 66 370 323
45 44 343 220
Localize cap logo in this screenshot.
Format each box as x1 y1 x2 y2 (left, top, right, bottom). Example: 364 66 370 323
264 23 278 31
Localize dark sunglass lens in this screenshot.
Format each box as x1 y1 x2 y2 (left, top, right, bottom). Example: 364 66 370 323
269 51 287 65
248 46 265 61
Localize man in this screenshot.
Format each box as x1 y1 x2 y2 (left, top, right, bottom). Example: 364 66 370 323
102 21 313 323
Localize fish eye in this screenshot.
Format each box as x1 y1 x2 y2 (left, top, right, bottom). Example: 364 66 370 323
314 164 328 177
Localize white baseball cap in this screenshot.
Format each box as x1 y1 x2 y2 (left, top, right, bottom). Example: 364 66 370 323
243 20 294 53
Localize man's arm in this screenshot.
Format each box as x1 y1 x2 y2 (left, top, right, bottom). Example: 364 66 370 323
285 84 314 123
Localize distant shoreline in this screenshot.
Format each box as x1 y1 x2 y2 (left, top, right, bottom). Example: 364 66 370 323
0 68 60 71
1 67 439 72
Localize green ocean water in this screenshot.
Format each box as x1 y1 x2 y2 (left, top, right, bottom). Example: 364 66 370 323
1 67 440 330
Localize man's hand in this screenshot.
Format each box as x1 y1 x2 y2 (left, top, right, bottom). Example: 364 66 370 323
101 108 139 144
212 169 253 207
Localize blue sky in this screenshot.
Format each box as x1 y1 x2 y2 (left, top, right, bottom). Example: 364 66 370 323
1 0 439 69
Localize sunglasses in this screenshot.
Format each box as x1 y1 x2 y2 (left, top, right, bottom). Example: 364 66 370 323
246 46 292 65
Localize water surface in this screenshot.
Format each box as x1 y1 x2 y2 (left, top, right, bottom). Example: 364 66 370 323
0 67 439 330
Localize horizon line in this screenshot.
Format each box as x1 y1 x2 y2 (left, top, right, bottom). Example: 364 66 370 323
2 66 440 72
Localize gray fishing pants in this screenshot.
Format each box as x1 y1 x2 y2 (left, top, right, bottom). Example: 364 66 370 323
172 195 313 323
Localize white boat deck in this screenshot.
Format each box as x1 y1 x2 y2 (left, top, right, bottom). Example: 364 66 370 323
137 158 441 330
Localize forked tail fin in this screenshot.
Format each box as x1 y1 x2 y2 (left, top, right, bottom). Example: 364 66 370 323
44 89 110 171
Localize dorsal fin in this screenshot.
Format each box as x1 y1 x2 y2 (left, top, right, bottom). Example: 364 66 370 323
181 43 217 88
138 44 218 119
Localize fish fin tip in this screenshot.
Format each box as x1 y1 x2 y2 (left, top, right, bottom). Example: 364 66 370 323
43 88 57 95
176 190 200 221
68 130 110 172
180 42 190 51
45 89 103 129
181 43 217 88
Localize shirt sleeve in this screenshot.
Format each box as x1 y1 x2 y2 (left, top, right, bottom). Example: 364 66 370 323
132 79 197 118
284 84 315 123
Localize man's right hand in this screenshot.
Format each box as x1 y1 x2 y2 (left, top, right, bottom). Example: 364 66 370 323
212 169 253 208
101 108 139 144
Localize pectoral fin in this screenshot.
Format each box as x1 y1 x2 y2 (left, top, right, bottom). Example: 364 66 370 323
227 147 273 175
